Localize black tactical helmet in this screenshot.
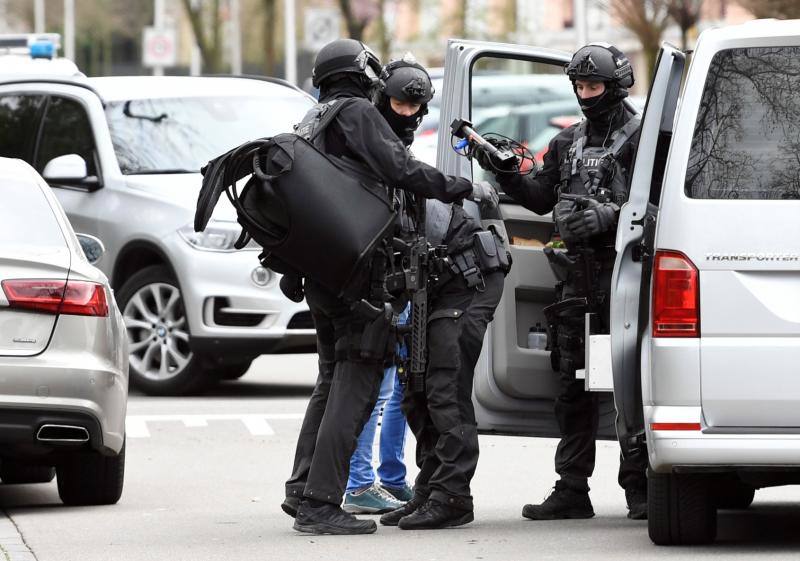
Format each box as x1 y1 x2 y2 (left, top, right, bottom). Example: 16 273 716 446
378 52 434 104
312 38 382 88
566 42 634 89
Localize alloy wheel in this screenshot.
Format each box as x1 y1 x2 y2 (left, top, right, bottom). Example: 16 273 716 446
123 282 193 381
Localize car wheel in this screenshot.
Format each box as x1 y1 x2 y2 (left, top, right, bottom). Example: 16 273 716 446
118 266 213 396
714 477 756 510
57 441 125 506
0 460 55 484
648 469 717 545
211 359 254 381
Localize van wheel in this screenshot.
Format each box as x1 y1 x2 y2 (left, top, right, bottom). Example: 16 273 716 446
57 441 125 506
118 266 214 395
715 477 755 510
0 460 55 484
648 469 717 545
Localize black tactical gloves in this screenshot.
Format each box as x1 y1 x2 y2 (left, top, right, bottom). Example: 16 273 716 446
469 180 500 210
279 272 305 303
564 198 619 239
473 143 519 175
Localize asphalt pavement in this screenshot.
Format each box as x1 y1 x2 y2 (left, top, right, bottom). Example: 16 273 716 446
0 354 799 561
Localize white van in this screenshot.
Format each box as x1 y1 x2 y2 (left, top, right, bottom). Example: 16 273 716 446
439 19 800 545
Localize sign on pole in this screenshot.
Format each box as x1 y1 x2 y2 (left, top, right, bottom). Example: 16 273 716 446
304 8 340 52
143 26 177 68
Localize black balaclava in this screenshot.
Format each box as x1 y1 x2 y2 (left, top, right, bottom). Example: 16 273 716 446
319 74 374 102
379 103 423 146
577 81 627 125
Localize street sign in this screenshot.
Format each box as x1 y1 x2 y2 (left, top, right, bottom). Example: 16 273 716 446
304 8 340 52
143 26 177 68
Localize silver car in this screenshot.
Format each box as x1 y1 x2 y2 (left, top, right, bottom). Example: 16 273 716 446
0 157 127 505
0 71 317 395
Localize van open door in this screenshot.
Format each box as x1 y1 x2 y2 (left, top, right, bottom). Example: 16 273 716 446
438 39 618 437
608 44 685 456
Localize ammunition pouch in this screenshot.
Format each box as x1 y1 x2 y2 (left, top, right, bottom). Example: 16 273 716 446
436 228 512 290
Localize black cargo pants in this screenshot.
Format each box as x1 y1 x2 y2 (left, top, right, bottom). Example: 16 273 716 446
553 257 647 494
284 279 385 506
401 271 504 511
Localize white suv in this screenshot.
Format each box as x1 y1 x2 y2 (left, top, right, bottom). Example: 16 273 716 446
0 71 317 395
437 19 800 545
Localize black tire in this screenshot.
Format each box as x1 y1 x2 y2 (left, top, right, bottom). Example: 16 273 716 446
213 359 254 381
0 460 55 484
57 441 125 506
648 469 717 545
117 265 214 396
715 477 755 510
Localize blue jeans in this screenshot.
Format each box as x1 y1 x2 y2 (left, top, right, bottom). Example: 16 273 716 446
346 309 410 493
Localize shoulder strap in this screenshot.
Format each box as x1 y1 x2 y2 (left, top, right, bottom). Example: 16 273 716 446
607 115 641 157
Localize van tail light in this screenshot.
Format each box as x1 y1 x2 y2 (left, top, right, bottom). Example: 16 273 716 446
652 250 699 338
2 280 108 317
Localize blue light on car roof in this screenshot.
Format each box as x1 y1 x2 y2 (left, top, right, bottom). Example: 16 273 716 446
30 41 55 60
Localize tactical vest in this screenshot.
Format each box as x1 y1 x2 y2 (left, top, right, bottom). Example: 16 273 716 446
553 116 640 246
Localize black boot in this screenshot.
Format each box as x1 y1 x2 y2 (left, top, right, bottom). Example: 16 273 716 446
281 496 300 518
522 481 594 520
625 487 647 520
397 499 474 530
380 494 426 526
292 500 377 535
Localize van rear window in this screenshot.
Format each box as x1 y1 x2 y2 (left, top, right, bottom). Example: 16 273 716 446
685 46 800 200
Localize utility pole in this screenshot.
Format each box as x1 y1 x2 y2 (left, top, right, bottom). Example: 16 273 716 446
284 0 297 85
64 0 75 60
230 0 242 74
189 0 201 75
34 0 45 33
153 0 165 76
574 0 588 48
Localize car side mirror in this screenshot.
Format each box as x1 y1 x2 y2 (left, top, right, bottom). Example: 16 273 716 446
76 233 105 265
42 154 101 190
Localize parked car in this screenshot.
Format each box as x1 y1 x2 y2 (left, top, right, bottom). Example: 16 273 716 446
438 19 800 546
0 157 127 505
0 63 317 395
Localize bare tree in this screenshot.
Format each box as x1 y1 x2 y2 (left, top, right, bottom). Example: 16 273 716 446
180 0 225 73
735 0 800 19
665 0 702 51
338 0 373 41
608 0 670 81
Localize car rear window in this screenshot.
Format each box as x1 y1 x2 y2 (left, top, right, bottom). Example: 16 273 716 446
0 174 65 248
685 46 800 200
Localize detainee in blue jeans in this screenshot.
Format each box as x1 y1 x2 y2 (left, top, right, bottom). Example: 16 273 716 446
343 310 413 514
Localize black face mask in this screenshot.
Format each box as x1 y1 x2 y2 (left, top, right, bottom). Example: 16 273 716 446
380 104 420 146
577 87 621 123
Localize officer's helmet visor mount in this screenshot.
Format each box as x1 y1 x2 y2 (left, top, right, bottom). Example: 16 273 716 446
379 53 434 105
565 42 634 90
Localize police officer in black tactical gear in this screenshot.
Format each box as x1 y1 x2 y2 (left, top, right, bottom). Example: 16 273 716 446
282 39 481 536
370 55 507 530
475 43 648 521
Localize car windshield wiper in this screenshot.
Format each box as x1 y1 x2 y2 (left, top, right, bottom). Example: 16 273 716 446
127 168 197 175
123 100 168 123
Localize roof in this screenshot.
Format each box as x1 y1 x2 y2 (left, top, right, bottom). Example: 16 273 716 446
699 18 800 43
87 76 312 102
0 55 83 79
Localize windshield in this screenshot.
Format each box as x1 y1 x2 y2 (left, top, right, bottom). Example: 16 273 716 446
104 94 313 175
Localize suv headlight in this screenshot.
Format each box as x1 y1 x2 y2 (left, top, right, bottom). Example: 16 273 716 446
178 220 243 252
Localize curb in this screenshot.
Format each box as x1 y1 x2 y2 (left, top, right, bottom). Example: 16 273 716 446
0 514 35 561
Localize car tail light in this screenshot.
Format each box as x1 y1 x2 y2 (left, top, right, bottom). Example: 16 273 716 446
1 279 108 317
652 250 699 338
650 423 701 431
